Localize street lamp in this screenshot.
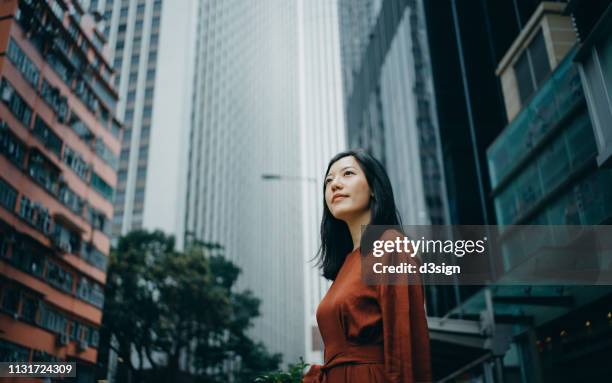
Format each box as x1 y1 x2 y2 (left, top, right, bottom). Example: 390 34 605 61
261 173 317 183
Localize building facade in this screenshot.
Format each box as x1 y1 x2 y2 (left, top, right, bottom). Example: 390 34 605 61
339 0 612 381
338 0 449 228
97 0 194 246
185 0 305 366
297 0 347 364
0 0 120 381
426 1 612 381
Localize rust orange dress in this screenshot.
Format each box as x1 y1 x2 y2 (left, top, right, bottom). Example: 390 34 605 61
303 243 432 383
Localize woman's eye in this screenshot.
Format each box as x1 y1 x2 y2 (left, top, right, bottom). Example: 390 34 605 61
344 170 354 176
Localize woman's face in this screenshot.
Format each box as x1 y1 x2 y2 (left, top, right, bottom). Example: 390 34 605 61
324 156 372 223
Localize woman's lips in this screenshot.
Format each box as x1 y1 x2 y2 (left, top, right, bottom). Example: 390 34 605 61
332 195 348 203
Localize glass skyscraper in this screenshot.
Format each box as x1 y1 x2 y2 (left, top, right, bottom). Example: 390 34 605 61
97 0 194 244
185 0 305 366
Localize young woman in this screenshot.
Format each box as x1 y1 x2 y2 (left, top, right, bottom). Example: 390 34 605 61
303 149 432 383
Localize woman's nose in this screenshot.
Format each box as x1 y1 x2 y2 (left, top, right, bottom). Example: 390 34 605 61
330 178 343 191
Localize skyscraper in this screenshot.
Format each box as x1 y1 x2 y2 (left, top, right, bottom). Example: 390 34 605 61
297 0 347 364
338 0 449 229
185 0 304 365
98 0 194 245
0 0 120 379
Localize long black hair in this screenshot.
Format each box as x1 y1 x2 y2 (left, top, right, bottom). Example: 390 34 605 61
316 148 403 280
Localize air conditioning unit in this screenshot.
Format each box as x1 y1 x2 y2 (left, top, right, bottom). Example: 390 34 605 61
77 340 88 352
56 333 69 346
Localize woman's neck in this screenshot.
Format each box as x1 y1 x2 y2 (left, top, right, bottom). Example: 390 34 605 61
347 210 371 251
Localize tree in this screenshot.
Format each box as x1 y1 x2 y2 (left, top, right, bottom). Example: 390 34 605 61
101 230 281 382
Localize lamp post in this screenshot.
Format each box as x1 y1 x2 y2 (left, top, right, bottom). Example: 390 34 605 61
261 173 317 183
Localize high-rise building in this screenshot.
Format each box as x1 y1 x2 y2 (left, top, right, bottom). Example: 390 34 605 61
0 0 121 379
424 0 612 380
339 0 612 381
97 0 194 246
185 0 304 365
338 0 449 228
297 0 347 364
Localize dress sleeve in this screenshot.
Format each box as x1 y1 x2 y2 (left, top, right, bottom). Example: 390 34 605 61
377 256 432 383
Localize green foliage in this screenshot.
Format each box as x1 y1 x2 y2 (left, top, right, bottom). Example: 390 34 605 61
254 358 309 383
102 230 281 382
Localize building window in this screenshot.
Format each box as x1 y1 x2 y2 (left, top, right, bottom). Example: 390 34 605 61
40 80 69 122
77 277 105 308
1 80 33 128
91 172 114 201
0 124 26 168
39 304 67 334
7 38 40 88
1 286 19 314
18 196 52 235
20 294 38 323
62 145 91 181
514 29 551 106
0 177 18 211
45 261 74 294
95 137 119 170
32 117 63 158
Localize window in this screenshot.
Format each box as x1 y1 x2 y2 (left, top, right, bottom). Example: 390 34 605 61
58 184 84 215
45 261 74 294
21 295 38 323
63 145 90 181
1 80 32 127
41 80 69 122
0 125 26 168
137 165 147 180
139 145 148 161
95 138 119 170
1 286 19 314
7 38 40 88
18 196 52 235
33 117 63 158
39 304 67 334
11 242 45 277
77 277 104 308
80 242 108 271
91 172 114 201
0 177 18 211
513 29 551 106
28 150 60 194
120 149 130 162
149 34 159 46
117 169 128 183
0 339 29 362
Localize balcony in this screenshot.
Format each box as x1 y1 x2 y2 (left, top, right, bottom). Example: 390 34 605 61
32 117 63 158
17 196 52 235
0 122 26 168
27 150 61 195
1 79 33 128
488 49 584 190
80 242 108 272
0 178 18 212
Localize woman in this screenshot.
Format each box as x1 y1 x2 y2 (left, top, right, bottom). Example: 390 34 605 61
303 149 432 383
